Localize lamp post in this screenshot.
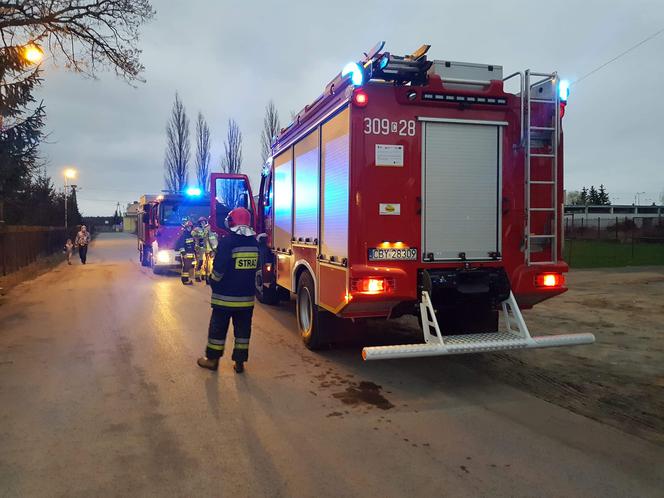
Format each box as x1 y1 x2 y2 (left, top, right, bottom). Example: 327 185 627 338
634 191 645 206
64 168 77 229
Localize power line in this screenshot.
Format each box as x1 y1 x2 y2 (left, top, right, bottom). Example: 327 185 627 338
573 26 664 86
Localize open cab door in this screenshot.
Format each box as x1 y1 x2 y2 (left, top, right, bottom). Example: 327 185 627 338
209 173 256 237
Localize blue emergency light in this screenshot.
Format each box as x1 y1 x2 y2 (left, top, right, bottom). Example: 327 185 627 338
342 62 364 86
559 80 570 102
185 187 202 197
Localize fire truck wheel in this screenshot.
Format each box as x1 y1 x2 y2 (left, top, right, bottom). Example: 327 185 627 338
255 270 279 305
296 271 328 350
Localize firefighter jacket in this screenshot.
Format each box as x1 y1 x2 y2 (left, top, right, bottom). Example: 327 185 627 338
209 232 258 308
192 227 206 251
176 228 196 253
192 226 218 252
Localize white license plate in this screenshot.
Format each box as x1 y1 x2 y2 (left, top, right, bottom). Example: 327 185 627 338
368 248 418 261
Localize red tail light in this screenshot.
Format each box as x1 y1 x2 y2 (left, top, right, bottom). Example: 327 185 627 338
351 277 394 295
535 273 564 288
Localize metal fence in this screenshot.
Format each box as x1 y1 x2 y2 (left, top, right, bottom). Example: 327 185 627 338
0 226 68 277
563 215 664 267
564 215 664 241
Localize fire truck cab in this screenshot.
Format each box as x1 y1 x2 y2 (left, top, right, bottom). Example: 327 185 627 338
137 190 212 274
212 42 594 360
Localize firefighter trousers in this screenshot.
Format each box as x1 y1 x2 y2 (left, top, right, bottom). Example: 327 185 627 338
205 307 253 362
181 252 195 283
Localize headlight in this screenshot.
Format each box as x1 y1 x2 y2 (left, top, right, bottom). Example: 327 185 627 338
156 250 171 264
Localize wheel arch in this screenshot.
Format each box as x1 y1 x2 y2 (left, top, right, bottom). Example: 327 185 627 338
293 259 317 304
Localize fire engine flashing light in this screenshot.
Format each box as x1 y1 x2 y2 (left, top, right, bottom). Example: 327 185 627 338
353 90 368 107
559 80 570 102
185 187 202 197
156 194 164 201
342 62 364 86
536 273 564 288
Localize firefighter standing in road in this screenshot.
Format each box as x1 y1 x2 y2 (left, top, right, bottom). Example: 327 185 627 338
191 218 206 282
197 207 257 373
176 220 197 285
192 217 218 283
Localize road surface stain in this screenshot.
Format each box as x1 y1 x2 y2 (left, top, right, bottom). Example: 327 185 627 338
331 381 395 410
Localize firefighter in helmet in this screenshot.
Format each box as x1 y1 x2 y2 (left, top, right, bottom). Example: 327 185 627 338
176 220 196 285
191 217 207 282
197 207 257 373
192 216 218 283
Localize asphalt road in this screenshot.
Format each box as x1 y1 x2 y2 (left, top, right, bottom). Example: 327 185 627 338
1 233 662 497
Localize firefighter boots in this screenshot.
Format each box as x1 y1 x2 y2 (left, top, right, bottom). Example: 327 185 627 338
233 361 245 374
197 357 219 371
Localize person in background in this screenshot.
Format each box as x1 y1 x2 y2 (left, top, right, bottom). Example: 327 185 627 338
75 225 91 264
64 239 74 265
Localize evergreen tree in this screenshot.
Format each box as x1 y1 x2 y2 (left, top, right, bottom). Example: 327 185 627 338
588 186 599 205
580 187 588 206
0 45 46 223
598 184 610 205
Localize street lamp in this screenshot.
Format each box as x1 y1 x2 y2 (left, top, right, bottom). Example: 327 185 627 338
22 44 44 65
634 191 645 206
64 168 77 230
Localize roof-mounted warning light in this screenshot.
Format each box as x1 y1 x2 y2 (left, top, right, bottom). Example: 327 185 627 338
559 80 570 102
342 62 364 86
185 187 202 197
372 45 432 85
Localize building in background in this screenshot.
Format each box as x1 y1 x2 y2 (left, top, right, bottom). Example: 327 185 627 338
123 202 140 234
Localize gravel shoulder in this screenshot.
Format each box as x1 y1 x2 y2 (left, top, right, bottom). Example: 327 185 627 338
457 266 664 445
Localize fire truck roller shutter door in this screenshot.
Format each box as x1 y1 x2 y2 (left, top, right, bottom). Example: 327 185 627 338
422 120 503 261
318 108 350 314
293 130 320 243
274 148 294 290
320 108 350 263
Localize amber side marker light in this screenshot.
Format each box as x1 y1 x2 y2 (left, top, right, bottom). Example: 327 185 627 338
536 273 564 288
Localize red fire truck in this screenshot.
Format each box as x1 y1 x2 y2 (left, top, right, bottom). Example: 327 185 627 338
137 189 212 274
211 42 595 360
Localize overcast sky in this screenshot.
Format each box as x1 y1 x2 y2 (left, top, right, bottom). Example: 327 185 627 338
35 0 664 216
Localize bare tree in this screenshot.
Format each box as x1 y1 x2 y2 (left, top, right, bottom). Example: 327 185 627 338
164 93 190 192
260 100 280 163
0 0 155 82
218 119 243 208
221 118 242 174
195 112 211 192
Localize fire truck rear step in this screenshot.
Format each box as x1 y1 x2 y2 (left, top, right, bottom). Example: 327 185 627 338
362 291 594 360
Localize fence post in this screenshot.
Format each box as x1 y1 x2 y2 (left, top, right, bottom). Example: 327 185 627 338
597 217 601 239
615 217 618 240
631 221 635 261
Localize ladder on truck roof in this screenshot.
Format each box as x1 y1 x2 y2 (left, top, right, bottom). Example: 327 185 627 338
524 70 561 265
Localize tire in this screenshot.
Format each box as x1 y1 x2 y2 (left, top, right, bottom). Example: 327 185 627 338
255 269 279 305
296 271 330 350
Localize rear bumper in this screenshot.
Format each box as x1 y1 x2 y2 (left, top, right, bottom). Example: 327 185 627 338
362 331 595 360
336 262 568 317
